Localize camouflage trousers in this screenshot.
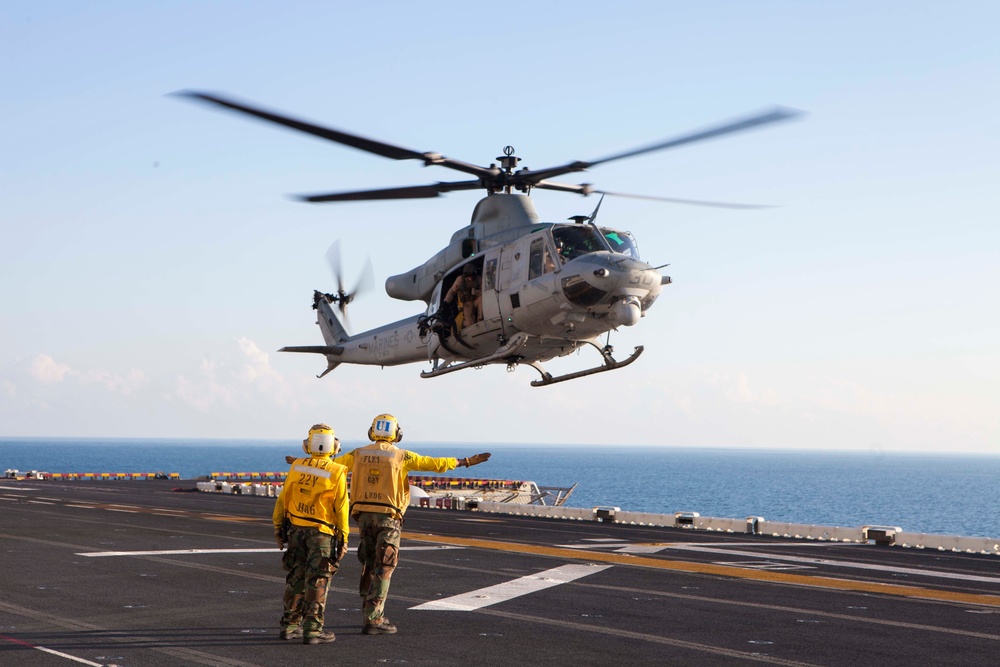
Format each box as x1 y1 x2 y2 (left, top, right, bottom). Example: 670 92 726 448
281 525 340 635
355 512 402 624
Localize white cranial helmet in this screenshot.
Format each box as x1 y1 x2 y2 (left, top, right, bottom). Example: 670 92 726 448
303 424 339 457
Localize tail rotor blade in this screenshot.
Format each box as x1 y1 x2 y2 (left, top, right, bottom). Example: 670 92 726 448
325 240 346 297
352 256 376 300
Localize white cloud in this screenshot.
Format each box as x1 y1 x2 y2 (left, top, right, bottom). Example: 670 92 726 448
170 337 319 415
78 367 146 395
173 358 235 413
709 371 783 407
27 354 146 394
30 354 71 384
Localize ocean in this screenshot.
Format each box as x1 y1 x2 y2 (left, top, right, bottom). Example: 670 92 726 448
1 437 998 539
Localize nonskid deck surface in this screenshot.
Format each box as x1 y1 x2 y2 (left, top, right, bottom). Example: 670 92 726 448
1 480 997 666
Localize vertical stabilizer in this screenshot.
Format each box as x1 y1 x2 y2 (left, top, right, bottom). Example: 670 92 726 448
314 293 350 346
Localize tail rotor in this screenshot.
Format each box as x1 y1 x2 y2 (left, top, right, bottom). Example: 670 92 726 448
320 240 374 329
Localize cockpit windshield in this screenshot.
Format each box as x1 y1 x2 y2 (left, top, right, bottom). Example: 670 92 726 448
551 224 611 262
600 227 639 259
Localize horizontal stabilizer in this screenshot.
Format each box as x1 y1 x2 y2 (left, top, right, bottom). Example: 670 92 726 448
279 345 344 356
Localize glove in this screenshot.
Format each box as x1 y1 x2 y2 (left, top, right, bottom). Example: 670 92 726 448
274 526 285 550
285 455 295 465
459 452 491 468
337 537 349 561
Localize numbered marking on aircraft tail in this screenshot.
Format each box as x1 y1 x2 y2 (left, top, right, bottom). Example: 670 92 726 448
411 563 612 612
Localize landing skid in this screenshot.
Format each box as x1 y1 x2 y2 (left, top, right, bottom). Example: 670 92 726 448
527 343 644 387
421 333 531 380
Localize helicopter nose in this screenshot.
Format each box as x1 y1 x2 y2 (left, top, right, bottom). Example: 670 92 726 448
560 254 663 323
613 259 663 298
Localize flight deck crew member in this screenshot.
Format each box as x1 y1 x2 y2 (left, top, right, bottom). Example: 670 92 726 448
444 263 482 328
336 413 491 635
273 424 349 645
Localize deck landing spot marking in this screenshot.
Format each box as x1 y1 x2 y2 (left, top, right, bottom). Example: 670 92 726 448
715 561 815 571
558 541 672 554
411 563 613 611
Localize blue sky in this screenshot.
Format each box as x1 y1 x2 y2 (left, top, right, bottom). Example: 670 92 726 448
2 2 998 452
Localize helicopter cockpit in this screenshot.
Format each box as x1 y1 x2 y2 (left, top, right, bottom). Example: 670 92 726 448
550 224 640 262
600 228 639 259
552 225 609 262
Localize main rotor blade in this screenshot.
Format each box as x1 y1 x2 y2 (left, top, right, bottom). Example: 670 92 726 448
295 180 483 203
175 91 497 178
593 189 775 209
533 180 773 209
515 106 803 185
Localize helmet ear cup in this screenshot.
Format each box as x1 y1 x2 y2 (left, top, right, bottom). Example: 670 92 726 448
368 426 376 441
395 426 403 443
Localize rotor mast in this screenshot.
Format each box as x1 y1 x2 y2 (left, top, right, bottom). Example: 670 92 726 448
494 145 523 195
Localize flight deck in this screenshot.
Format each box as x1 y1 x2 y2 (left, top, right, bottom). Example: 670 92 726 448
1 479 997 666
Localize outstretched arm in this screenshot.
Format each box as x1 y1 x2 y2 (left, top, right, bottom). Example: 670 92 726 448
457 452 491 468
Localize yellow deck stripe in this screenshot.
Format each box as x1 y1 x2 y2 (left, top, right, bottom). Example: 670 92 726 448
404 531 1000 608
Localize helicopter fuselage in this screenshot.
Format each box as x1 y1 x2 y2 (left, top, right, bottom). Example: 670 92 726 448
290 195 668 383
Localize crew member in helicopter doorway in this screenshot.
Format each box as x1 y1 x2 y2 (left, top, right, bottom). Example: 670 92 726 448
444 263 482 328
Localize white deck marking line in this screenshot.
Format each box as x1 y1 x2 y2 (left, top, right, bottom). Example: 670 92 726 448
558 542 668 554
0 636 104 667
80 548 278 557
411 563 613 611
616 544 674 553
583 538 629 542
406 545 464 551
78 545 463 558
669 545 1000 584
35 646 104 666
670 541 859 548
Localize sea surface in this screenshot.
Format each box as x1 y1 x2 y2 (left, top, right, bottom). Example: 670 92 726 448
2 437 998 539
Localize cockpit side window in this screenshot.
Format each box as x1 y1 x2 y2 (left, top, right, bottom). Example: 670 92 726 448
552 225 611 262
601 228 639 259
528 237 545 280
484 258 498 291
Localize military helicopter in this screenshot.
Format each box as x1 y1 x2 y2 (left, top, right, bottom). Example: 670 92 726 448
180 92 799 386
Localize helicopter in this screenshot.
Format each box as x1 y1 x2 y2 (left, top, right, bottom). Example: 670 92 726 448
180 92 800 386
